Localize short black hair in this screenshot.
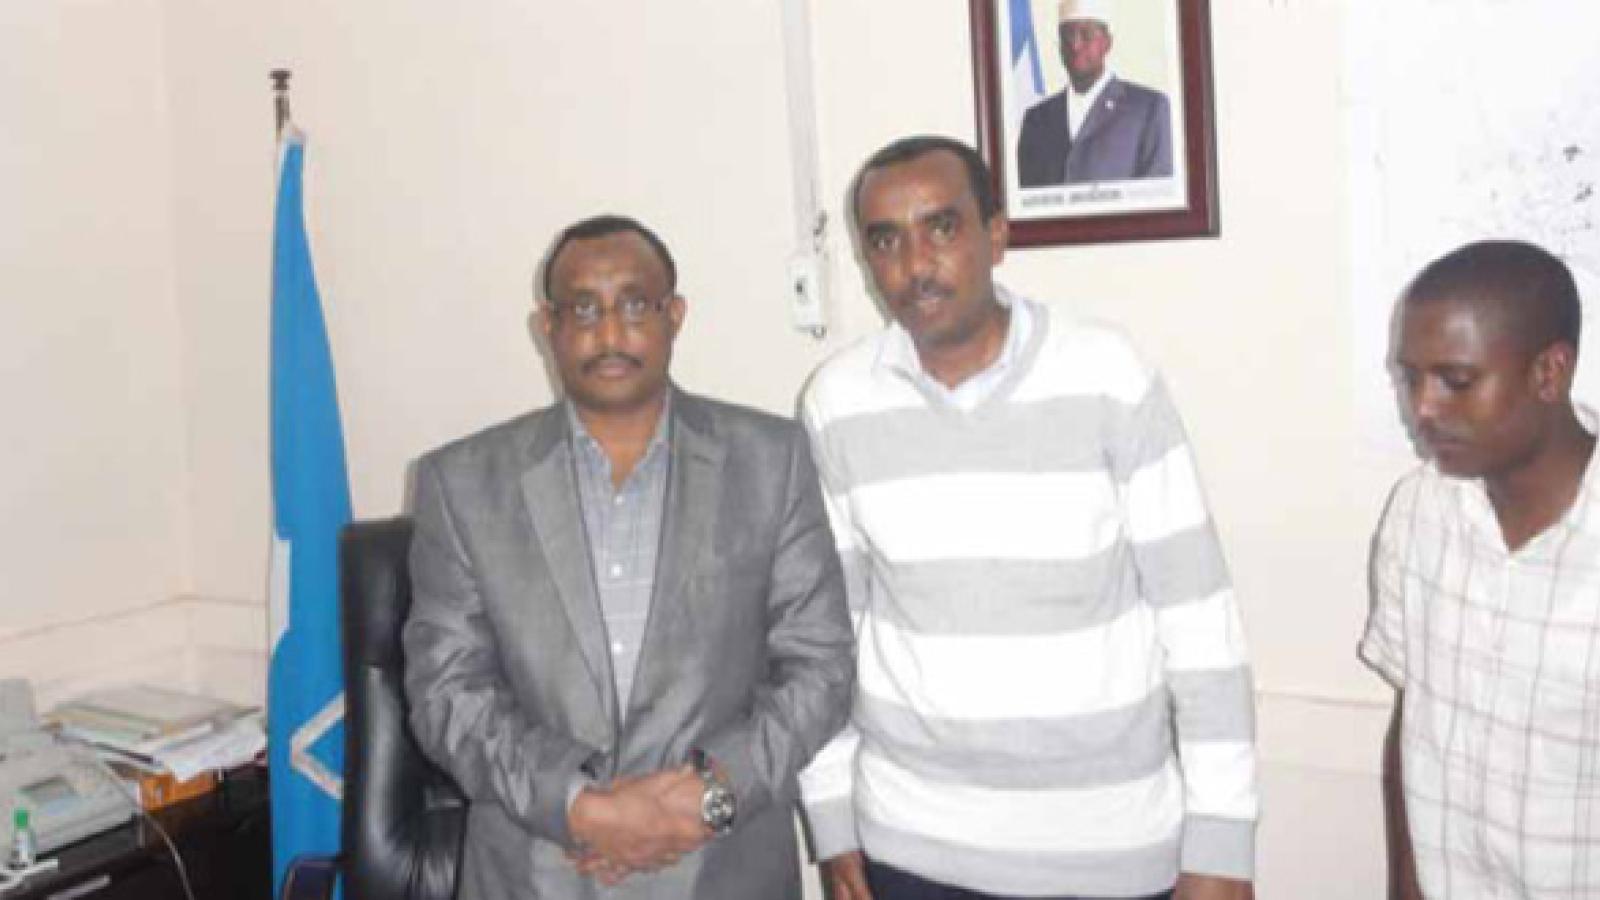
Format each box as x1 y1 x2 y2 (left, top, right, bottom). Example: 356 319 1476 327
850 135 1001 226
1404 239 1581 356
539 214 677 301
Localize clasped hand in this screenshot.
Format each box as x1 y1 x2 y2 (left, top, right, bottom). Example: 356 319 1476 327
567 765 709 885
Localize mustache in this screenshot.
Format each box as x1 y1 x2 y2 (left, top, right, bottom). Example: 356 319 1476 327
581 352 643 374
1418 423 1468 445
893 278 953 306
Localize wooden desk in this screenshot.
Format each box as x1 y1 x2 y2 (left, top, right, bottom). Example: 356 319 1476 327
9 766 269 900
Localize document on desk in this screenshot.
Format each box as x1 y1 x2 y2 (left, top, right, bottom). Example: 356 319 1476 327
151 716 266 782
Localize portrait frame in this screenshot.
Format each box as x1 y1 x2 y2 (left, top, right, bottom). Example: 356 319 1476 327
969 0 1218 247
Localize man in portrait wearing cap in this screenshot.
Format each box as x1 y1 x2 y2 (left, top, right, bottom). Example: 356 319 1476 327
1016 0 1174 188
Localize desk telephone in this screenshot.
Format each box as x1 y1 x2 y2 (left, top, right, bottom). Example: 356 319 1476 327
0 679 133 857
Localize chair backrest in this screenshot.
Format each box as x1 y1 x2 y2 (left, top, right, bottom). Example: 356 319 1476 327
339 517 465 900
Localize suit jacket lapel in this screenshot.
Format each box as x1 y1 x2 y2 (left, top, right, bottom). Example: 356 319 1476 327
520 412 620 729
626 390 724 723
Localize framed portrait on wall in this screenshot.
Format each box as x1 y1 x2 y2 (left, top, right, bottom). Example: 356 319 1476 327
969 0 1218 247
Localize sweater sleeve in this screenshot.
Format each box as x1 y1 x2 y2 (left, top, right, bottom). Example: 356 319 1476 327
794 388 867 861
1113 373 1259 881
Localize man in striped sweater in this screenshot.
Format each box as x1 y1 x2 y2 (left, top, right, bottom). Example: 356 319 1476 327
797 136 1258 900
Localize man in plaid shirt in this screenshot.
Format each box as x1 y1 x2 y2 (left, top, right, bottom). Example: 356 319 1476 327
1362 240 1600 899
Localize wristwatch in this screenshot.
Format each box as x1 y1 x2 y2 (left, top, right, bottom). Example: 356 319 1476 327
691 747 737 835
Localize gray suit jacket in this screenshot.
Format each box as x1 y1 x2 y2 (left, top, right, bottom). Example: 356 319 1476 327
402 388 855 900
1016 76 1173 187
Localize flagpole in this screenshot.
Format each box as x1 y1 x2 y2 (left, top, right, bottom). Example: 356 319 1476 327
267 67 350 898
271 69 293 140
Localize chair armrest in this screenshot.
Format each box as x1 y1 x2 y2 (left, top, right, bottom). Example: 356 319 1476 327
280 854 341 900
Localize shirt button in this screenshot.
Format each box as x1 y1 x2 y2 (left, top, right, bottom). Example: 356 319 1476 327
609 564 623 578
611 641 624 654
613 495 625 506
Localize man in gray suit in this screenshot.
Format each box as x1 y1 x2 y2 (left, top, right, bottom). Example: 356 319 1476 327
402 214 855 899
1016 0 1174 188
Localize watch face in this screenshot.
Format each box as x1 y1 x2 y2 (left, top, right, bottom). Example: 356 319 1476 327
703 783 736 833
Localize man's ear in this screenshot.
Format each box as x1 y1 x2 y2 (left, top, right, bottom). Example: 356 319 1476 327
988 214 1009 266
1532 341 1577 402
533 305 554 342
667 294 687 339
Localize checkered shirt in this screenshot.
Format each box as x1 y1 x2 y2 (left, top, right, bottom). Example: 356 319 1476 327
568 401 670 712
1361 443 1600 899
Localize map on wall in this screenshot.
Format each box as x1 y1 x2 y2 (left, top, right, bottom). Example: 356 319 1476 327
1346 0 1600 468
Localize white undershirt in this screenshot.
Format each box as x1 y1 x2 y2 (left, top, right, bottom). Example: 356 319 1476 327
1066 68 1114 139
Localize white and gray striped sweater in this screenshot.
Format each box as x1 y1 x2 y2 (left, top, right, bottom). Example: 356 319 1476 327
797 291 1259 898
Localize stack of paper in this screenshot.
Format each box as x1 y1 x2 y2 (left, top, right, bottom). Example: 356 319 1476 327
50 685 263 777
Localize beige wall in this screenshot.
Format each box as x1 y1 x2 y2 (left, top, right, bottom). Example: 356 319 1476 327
0 0 200 702
2 0 1393 894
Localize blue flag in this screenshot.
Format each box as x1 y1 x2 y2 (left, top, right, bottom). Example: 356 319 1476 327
268 135 350 899
1009 0 1047 129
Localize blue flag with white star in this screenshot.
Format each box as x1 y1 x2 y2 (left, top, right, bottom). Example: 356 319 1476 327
268 133 350 899
1009 0 1047 131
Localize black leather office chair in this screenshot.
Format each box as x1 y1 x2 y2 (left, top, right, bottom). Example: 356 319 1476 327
281 517 465 900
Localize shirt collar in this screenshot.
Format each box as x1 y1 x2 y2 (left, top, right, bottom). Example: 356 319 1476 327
875 284 1030 386
566 392 673 460
1069 69 1115 107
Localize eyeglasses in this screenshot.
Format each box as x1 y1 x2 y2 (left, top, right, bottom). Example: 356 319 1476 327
547 293 672 329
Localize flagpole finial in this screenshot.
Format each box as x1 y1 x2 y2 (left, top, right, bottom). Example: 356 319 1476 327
271 69 293 138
